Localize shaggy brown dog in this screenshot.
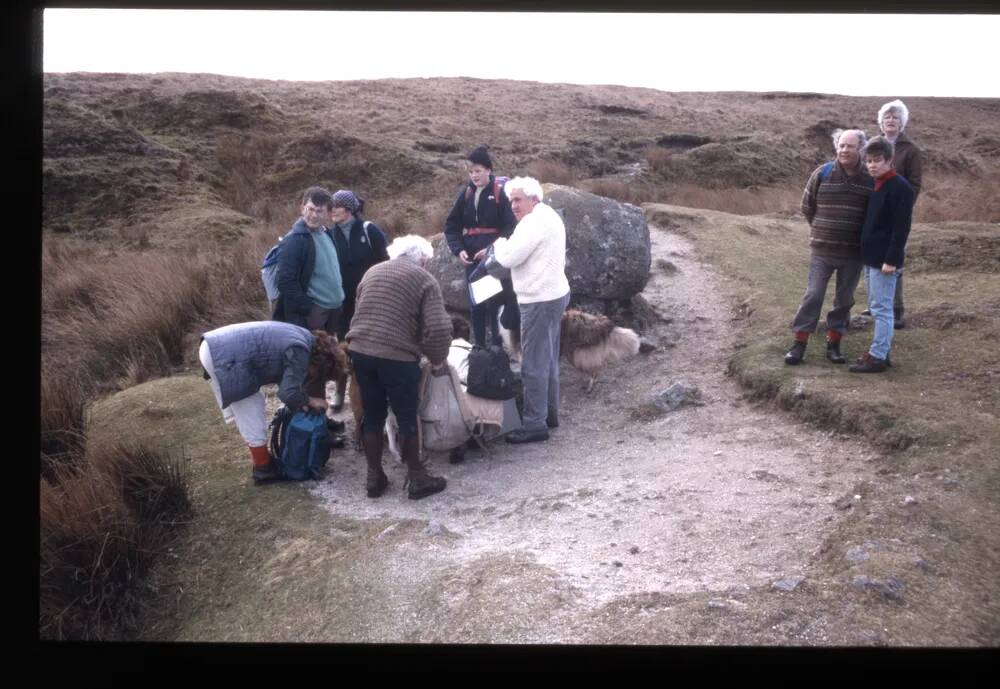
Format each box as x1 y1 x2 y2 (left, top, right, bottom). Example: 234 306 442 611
338 341 366 451
502 308 641 392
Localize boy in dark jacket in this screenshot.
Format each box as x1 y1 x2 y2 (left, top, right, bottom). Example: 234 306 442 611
850 136 915 373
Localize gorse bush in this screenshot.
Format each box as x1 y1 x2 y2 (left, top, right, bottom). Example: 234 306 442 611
39 442 191 640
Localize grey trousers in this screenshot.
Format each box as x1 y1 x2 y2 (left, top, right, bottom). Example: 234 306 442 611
519 293 570 432
307 304 342 337
791 254 863 335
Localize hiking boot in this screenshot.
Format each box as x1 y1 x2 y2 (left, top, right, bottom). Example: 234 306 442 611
861 309 872 316
546 410 559 428
366 470 389 498
401 434 446 500
849 352 888 373
252 460 287 485
825 340 846 364
407 473 448 500
784 340 807 365
505 428 550 444
363 431 389 498
326 417 345 433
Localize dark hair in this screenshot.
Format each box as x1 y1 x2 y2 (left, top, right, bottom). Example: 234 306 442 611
468 146 493 171
451 316 471 342
306 330 346 385
863 136 895 162
301 186 334 210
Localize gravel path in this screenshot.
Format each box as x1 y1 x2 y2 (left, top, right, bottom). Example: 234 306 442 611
306 223 879 642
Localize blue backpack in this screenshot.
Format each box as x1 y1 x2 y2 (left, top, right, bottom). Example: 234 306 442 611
268 406 330 481
261 238 283 303
819 161 835 182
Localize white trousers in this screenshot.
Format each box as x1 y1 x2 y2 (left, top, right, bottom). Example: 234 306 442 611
199 340 268 447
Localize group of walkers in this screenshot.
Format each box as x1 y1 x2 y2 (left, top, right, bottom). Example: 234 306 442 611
785 99 922 373
200 146 571 500
198 96 923 500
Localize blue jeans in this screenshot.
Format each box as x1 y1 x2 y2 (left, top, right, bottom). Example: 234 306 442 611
865 266 899 360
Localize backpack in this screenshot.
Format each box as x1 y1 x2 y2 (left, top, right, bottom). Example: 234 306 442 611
261 238 283 302
418 362 480 452
464 176 510 208
268 406 330 480
819 161 835 182
261 222 377 301
466 344 517 400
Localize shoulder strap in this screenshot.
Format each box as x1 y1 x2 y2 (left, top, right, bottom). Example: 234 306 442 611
819 161 834 182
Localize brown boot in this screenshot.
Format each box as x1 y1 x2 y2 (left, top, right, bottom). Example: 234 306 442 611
362 432 389 498
401 434 446 500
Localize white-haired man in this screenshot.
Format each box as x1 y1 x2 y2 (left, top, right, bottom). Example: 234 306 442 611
488 177 571 444
346 235 452 499
784 129 874 366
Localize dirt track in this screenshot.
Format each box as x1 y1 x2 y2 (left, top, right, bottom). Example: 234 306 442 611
304 222 879 642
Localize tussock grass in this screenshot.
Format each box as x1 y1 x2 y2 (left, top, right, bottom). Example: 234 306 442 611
39 442 191 640
524 159 577 185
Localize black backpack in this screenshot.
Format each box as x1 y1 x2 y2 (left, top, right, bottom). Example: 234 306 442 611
466 345 517 400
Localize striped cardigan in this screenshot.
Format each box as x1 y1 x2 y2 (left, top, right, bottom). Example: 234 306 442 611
800 161 874 259
346 256 452 364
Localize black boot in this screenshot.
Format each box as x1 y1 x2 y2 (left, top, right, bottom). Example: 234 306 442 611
825 339 846 364
784 340 807 365
363 431 389 498
402 435 446 500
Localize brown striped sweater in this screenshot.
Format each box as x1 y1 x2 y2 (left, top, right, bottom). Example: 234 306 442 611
800 160 874 259
346 256 452 364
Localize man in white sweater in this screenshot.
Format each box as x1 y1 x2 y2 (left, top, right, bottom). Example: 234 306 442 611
488 176 571 443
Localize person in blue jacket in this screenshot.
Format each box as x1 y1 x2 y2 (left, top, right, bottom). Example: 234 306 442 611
272 187 345 337
443 146 518 347
199 323 346 484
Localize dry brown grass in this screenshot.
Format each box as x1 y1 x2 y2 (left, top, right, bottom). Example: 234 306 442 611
645 147 673 174
649 183 802 216
586 179 646 205
524 159 577 186
916 171 1000 223
215 133 281 217
40 443 191 640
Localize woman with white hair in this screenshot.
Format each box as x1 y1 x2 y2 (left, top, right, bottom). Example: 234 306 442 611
346 234 452 500
874 99 923 328
490 176 571 445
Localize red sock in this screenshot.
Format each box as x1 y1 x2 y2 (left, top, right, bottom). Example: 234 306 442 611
794 331 810 343
249 445 271 468
826 331 842 343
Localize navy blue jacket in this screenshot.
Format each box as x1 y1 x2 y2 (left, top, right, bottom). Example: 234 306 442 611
443 175 517 258
860 174 914 269
272 218 339 327
203 321 315 409
331 217 389 303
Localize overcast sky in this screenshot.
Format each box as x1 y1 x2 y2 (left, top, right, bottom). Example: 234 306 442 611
42 9 1000 97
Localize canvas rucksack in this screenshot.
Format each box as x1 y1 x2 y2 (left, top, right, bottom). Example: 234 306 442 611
261 222 377 301
465 344 517 400
268 406 330 480
418 362 480 452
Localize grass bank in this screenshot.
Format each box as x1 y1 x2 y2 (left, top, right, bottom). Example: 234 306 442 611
644 203 1000 644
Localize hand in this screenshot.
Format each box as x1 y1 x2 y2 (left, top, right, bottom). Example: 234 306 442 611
430 361 447 376
306 396 328 413
881 263 896 275
473 248 487 261
458 250 473 265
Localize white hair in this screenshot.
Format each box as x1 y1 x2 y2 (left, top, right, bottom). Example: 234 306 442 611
831 128 867 152
878 99 910 131
387 234 433 262
504 176 544 202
